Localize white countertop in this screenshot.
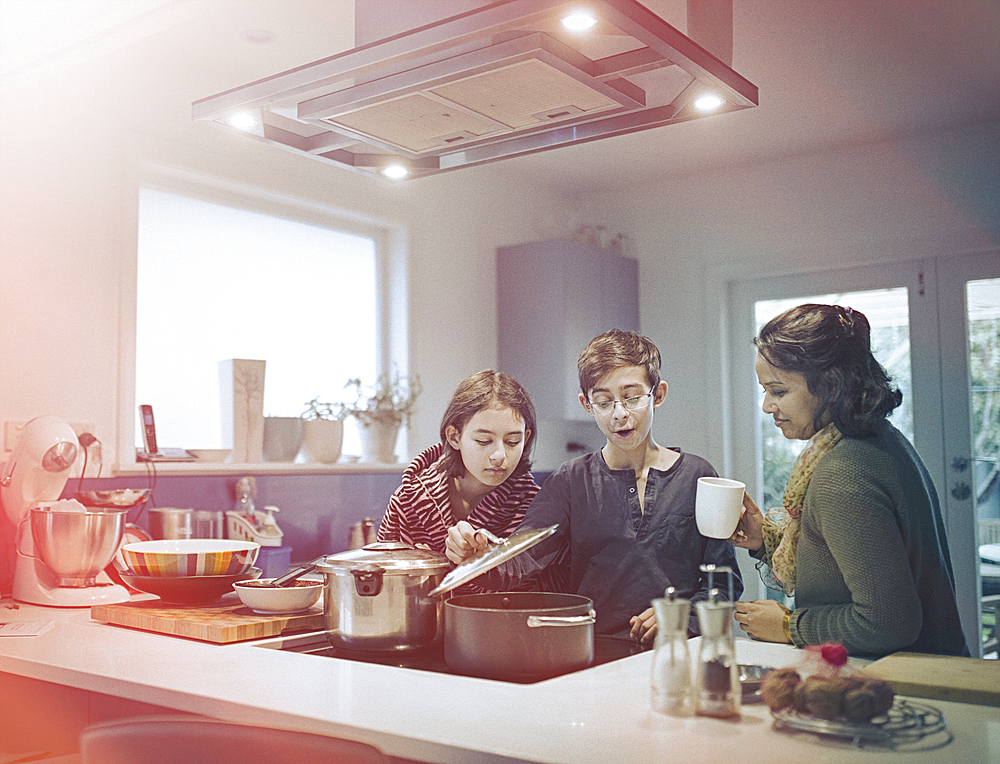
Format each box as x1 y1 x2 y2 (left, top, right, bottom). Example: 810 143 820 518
1 597 997 764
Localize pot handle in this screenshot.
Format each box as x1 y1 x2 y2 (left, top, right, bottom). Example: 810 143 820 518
350 564 384 597
15 516 42 560
526 608 596 628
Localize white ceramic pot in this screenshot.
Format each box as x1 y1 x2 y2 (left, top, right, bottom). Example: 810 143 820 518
299 419 343 464
262 417 303 462
358 420 401 463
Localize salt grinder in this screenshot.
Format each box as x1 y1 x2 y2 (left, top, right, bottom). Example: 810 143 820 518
694 565 740 719
651 586 691 716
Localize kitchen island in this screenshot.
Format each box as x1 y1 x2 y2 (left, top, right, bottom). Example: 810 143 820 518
0 598 997 763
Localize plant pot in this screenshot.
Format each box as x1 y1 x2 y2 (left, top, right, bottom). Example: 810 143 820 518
298 419 344 464
262 417 303 462
358 419 401 463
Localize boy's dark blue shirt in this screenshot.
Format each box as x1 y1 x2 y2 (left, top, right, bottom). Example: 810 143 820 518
481 447 744 636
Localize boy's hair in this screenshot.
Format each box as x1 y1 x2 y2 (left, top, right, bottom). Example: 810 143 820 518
439 370 537 478
577 330 662 397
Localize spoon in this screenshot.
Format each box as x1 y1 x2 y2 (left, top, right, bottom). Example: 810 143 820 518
269 556 326 587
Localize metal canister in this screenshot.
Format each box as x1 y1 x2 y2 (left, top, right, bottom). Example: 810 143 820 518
149 508 223 539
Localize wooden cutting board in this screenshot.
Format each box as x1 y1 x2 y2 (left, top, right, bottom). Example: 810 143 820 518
91 597 325 644
858 651 1000 707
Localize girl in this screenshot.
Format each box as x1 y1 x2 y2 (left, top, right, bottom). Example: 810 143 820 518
378 370 539 570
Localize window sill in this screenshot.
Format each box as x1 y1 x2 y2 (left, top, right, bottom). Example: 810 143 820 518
112 461 406 477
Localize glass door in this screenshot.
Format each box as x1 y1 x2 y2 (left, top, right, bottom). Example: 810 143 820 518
936 256 1000 658
728 252 1000 657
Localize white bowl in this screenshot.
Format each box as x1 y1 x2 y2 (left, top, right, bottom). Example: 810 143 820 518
233 578 323 615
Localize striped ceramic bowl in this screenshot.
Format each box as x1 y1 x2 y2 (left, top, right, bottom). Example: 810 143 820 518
120 539 259 577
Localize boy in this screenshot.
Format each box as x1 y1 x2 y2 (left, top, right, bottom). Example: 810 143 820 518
446 330 743 641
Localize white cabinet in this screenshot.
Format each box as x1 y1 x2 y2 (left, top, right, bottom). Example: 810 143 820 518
497 239 639 421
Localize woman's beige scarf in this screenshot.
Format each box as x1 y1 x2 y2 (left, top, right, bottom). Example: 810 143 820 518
762 423 843 594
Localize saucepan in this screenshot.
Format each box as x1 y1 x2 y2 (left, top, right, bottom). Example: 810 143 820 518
444 591 596 681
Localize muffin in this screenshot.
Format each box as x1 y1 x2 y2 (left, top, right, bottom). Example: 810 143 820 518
760 667 801 711
843 677 895 723
793 676 845 720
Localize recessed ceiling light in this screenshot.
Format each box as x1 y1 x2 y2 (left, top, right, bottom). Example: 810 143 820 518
694 94 724 111
381 164 409 179
562 12 596 31
226 113 259 130
242 29 276 45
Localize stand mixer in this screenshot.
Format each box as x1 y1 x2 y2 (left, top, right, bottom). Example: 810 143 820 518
1 416 130 606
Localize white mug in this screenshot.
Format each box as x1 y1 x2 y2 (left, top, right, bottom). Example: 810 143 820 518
695 477 746 539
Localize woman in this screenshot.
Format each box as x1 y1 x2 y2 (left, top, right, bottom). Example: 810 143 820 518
730 304 967 657
377 370 539 575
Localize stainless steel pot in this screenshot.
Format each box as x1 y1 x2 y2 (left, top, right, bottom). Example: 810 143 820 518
316 542 451 651
149 508 223 540
444 592 596 681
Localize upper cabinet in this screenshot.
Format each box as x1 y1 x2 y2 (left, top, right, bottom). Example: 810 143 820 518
497 239 639 421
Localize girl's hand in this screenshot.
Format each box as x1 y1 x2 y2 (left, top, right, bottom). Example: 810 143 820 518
444 520 491 564
728 493 765 552
733 599 790 643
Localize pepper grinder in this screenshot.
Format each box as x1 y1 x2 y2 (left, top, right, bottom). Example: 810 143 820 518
651 587 692 716
694 565 740 719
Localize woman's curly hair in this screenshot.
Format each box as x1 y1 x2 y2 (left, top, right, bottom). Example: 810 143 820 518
754 303 902 437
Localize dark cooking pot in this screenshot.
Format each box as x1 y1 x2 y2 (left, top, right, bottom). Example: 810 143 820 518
444 592 596 681
317 542 451 651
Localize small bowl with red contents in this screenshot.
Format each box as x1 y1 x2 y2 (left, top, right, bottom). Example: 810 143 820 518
233 578 322 615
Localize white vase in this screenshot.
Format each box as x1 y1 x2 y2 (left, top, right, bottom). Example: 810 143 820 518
298 419 344 464
358 420 401 463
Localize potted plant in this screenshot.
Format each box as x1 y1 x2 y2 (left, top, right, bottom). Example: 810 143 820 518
297 397 346 464
341 369 422 463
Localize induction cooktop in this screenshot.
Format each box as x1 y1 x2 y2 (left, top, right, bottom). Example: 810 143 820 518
255 631 646 684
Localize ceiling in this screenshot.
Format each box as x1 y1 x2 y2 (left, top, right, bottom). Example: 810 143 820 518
2 0 998 193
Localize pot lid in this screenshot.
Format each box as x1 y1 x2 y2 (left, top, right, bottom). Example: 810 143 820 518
316 541 450 573
428 524 558 598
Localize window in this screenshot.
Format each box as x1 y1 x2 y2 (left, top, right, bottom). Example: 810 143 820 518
135 185 391 457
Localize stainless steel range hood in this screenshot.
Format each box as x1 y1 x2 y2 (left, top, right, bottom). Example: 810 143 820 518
192 0 758 180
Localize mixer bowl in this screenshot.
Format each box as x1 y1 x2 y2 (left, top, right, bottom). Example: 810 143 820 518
30 507 128 587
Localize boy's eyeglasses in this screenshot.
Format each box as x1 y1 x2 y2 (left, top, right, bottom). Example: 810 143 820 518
587 392 652 415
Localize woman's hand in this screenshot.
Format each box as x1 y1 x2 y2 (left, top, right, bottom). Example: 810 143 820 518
728 493 765 552
629 607 657 645
444 520 491 564
733 599 790 643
